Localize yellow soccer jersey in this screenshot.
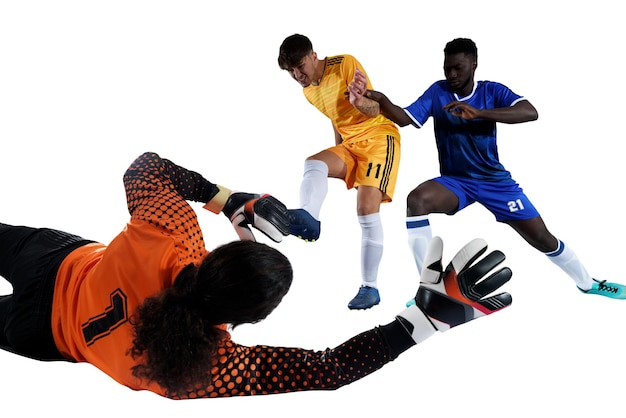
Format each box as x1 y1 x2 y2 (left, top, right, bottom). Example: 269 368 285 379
304 54 399 144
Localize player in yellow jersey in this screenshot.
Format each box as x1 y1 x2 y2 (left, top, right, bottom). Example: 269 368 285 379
1 151 513 399
278 34 401 309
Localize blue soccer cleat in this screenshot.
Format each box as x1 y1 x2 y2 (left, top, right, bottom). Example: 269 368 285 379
287 209 320 242
348 286 380 310
579 279 626 299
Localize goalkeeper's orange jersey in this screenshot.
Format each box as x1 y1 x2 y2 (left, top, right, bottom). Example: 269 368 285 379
50 152 392 399
303 54 399 144
51 152 217 395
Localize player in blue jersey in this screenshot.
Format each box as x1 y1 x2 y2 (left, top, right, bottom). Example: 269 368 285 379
348 37 625 299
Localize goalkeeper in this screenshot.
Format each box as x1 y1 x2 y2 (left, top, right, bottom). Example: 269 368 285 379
0 151 512 399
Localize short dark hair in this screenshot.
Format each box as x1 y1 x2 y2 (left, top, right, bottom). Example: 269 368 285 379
444 38 478 60
278 34 313 70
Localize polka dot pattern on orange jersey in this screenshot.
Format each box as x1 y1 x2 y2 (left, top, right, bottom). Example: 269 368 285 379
124 152 211 266
122 153 394 399
169 329 390 399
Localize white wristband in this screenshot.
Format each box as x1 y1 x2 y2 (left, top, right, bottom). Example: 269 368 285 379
397 305 437 344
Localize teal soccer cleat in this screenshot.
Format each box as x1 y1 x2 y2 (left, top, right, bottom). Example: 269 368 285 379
579 279 626 299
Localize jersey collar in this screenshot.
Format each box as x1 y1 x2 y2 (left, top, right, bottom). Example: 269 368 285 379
453 82 477 102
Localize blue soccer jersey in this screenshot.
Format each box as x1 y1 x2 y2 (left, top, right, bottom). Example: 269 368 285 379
404 80 526 180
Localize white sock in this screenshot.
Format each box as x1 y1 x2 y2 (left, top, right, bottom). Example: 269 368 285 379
545 240 593 290
299 160 328 220
360 213 384 288
406 215 432 274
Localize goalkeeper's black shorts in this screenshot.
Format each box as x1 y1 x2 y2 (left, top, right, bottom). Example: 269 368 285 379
0 223 93 360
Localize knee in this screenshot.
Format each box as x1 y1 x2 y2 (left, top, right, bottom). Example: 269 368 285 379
357 191 383 216
406 189 430 216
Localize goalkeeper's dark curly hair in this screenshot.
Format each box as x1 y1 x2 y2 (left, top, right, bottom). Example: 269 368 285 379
128 240 293 396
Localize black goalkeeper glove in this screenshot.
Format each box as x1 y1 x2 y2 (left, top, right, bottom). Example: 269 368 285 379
222 192 290 243
397 236 513 343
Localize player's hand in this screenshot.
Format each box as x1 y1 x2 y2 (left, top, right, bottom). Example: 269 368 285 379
396 237 512 344
222 192 290 243
346 69 384 102
412 236 512 331
347 68 368 104
443 101 481 120
344 69 383 104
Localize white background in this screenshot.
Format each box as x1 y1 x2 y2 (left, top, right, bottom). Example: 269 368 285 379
1 1 623 416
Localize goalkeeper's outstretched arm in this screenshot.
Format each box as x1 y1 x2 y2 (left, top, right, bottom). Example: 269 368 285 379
216 236 513 396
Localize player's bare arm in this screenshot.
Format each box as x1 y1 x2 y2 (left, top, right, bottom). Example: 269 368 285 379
348 69 380 117
350 93 380 117
444 99 538 124
362 89 414 127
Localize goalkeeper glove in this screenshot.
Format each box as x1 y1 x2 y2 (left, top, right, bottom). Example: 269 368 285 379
222 192 290 243
397 236 512 344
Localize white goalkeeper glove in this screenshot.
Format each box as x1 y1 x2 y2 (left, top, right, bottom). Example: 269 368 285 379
397 236 513 344
222 192 290 243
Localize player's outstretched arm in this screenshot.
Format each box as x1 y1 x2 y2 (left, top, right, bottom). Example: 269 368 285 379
363 90 414 127
345 69 413 126
198 236 512 397
444 99 538 124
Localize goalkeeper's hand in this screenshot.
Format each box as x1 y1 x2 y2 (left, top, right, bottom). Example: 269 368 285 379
397 236 512 343
222 192 290 243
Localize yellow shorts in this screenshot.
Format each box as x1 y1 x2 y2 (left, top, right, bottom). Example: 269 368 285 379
327 134 400 202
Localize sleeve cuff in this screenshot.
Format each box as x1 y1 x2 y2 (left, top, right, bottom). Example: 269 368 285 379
203 185 232 214
396 305 437 345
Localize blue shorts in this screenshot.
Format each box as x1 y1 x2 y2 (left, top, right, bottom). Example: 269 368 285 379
433 176 540 222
